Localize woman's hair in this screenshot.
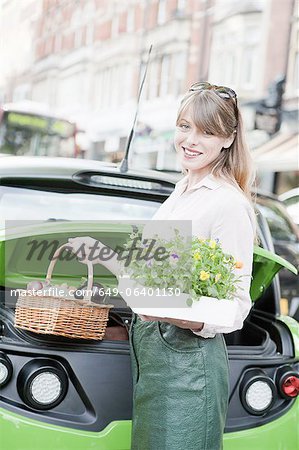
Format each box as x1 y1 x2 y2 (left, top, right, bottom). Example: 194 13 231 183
176 88 256 204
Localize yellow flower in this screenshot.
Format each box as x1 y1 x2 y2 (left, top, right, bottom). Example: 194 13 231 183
200 271 210 281
194 252 201 260
215 273 222 283
235 261 243 269
209 240 217 249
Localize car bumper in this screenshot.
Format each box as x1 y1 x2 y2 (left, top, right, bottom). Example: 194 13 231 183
1 400 298 450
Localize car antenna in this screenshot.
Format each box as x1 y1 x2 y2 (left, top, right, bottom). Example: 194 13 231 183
119 45 152 174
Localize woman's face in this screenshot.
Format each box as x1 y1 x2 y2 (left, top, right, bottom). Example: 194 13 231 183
174 109 234 177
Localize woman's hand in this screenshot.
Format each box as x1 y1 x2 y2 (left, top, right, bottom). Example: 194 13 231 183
67 236 104 264
139 315 204 331
67 236 122 278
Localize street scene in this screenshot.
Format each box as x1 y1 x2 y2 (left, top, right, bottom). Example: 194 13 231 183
0 1 298 450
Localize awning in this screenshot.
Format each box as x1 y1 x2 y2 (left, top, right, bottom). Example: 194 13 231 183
252 132 299 172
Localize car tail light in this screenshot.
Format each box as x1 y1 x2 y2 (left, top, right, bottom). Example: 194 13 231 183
17 359 68 410
281 376 299 397
276 366 299 399
30 371 64 405
240 369 276 415
0 352 13 387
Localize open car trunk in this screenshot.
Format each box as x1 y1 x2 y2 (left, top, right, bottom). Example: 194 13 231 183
0 222 296 350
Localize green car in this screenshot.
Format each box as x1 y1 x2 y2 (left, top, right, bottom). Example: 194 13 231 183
0 156 298 450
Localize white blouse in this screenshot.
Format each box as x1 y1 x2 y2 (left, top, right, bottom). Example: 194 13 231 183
151 173 256 338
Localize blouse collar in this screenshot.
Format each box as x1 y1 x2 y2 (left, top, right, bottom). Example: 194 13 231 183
175 173 222 194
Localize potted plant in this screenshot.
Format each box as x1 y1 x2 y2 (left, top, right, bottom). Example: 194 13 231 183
118 229 247 326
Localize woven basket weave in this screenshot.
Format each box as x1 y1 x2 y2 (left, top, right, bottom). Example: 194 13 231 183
14 244 113 340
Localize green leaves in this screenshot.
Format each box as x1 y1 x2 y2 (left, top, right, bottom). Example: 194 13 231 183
122 231 242 305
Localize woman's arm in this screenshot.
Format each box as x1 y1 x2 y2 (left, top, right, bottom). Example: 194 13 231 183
193 198 256 338
140 315 204 331
67 237 123 279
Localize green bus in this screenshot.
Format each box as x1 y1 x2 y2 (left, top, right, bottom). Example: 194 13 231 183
0 102 77 157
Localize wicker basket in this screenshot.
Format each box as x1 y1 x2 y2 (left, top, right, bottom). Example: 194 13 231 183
14 244 113 340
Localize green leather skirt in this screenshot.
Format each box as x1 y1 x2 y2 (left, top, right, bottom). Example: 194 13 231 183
129 315 229 450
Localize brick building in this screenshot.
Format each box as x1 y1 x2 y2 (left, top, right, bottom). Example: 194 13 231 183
1 0 297 171
29 0 214 167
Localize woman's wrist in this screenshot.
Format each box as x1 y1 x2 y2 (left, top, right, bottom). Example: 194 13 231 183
98 251 123 278
190 323 204 332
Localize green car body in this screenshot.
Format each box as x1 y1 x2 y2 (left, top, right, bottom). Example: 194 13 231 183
0 156 298 450
0 402 298 450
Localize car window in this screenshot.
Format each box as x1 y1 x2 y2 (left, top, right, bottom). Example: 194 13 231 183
0 186 160 227
256 200 298 242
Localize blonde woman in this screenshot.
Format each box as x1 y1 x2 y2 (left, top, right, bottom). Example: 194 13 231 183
68 82 256 450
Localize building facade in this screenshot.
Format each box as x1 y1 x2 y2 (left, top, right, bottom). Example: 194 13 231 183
1 0 297 172
29 0 208 167
0 0 42 102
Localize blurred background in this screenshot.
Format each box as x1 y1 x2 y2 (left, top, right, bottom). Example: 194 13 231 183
0 0 298 315
0 0 298 194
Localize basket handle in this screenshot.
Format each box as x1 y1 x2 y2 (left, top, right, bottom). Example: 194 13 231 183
46 244 93 303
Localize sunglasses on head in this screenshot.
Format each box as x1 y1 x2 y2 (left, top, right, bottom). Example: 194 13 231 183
189 82 237 100
189 81 239 127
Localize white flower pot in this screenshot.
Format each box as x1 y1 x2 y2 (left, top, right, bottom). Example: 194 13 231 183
118 277 238 327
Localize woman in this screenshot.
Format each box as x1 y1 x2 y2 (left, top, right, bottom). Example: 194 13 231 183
68 82 256 450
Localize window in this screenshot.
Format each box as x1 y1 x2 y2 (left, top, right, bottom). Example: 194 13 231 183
295 51 299 90
0 186 160 225
83 0 95 45
57 72 85 110
177 0 186 12
173 52 187 95
111 15 119 38
242 48 255 87
85 24 94 46
74 28 83 48
119 64 132 104
226 52 236 85
127 8 135 32
83 0 95 20
71 10 82 48
157 0 167 25
54 34 62 53
257 200 298 243
147 61 159 99
159 55 170 96
102 68 110 108
111 66 120 107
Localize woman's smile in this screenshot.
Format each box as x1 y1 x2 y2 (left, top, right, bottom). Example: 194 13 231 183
182 147 203 158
